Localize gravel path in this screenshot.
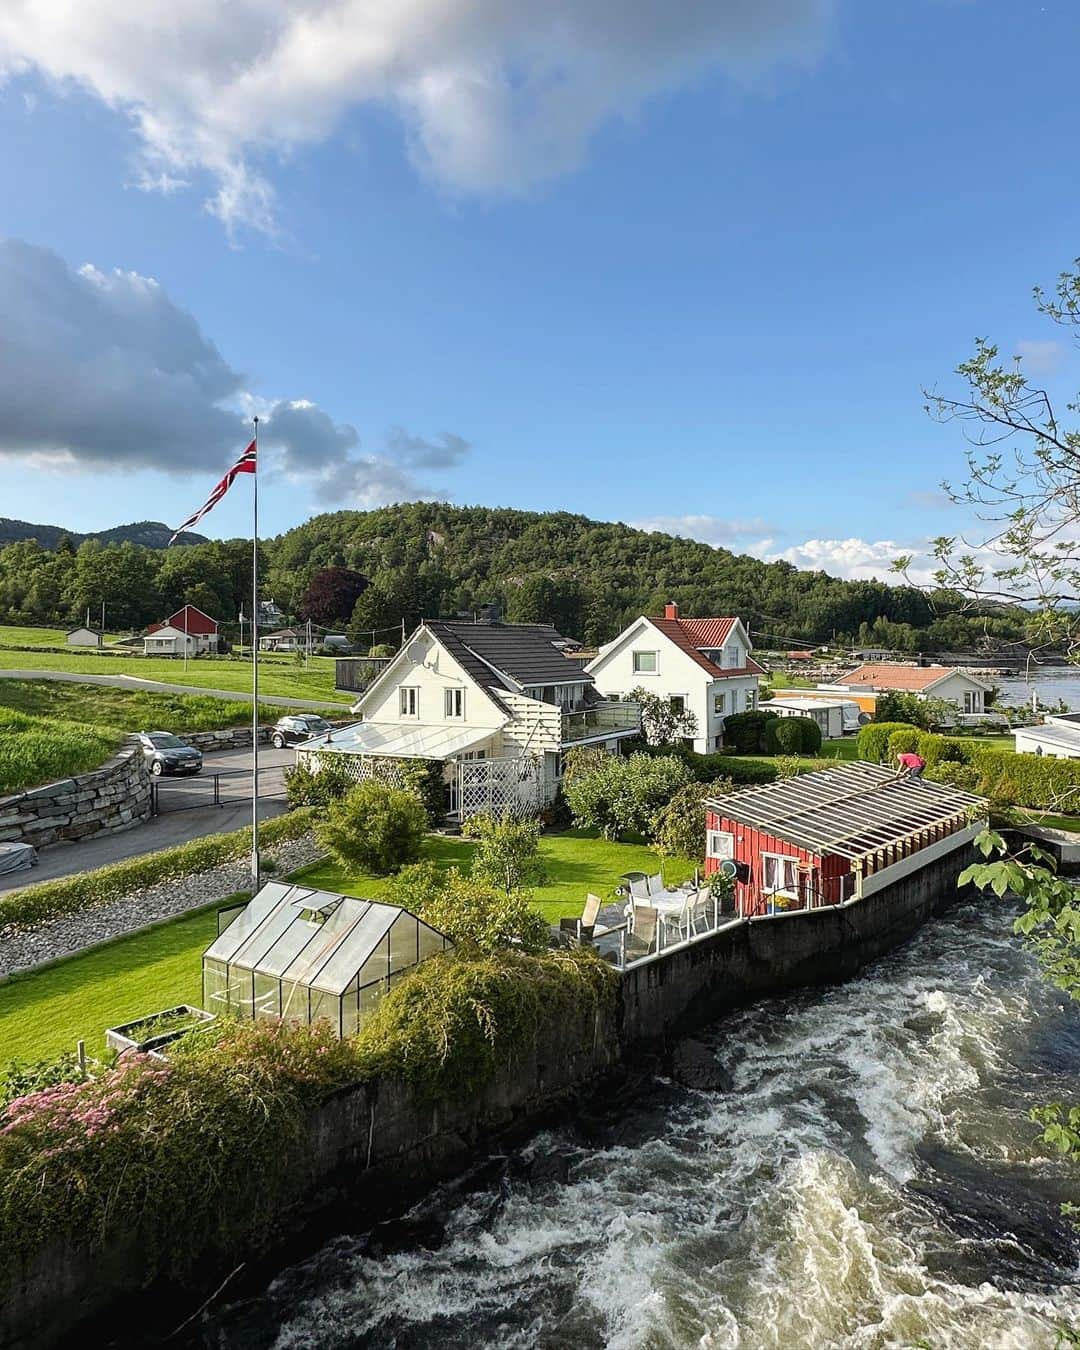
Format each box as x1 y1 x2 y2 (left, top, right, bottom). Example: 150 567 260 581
0 834 326 978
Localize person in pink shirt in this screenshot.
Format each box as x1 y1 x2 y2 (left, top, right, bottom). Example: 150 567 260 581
897 751 926 777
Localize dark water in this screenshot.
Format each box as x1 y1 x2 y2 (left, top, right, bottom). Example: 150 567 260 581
998 671 1080 712
210 902 1080 1349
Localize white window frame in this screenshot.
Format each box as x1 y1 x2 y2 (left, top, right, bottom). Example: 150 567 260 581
726 646 741 669
707 830 734 860
745 687 756 711
632 650 660 675
669 694 686 714
399 686 419 718
713 691 727 715
444 687 465 719
761 852 800 897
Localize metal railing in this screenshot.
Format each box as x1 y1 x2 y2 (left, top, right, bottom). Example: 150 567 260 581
561 701 640 745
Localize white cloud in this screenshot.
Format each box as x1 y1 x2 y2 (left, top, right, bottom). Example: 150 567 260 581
632 513 777 550
0 238 467 509
1014 339 1065 377
763 537 912 581
0 0 833 232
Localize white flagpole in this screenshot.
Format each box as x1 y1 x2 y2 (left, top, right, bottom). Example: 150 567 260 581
251 416 260 894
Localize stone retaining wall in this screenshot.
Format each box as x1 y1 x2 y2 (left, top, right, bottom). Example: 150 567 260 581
0 742 152 850
179 725 273 751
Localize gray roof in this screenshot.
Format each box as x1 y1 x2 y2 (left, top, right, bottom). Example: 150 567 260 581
427 620 592 689
707 761 987 861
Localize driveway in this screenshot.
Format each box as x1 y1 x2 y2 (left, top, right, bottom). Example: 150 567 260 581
0 668 348 711
0 745 300 893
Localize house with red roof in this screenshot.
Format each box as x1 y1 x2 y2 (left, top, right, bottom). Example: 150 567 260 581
145 604 221 656
586 603 763 753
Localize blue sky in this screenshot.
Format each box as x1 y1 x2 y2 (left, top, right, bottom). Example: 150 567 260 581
0 0 1076 581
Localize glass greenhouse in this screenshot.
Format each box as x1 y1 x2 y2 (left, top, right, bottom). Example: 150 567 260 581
202 881 452 1037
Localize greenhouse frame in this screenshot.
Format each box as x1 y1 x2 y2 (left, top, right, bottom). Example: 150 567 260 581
202 881 452 1038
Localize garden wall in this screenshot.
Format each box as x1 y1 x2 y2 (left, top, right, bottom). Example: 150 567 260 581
0 741 151 850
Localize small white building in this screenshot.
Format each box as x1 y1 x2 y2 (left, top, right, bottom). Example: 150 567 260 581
1014 713 1080 760
66 626 102 648
761 697 854 740
830 663 991 715
298 619 640 820
143 625 198 658
586 604 761 754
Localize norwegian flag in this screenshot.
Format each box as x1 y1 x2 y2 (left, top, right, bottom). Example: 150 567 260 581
169 440 257 544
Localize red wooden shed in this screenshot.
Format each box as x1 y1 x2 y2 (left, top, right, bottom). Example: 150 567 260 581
704 762 986 917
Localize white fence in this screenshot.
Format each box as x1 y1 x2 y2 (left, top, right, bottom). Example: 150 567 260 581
451 755 543 820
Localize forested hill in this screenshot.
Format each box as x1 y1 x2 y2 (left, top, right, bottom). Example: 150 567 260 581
0 518 208 550
264 504 1023 651
0 502 1025 647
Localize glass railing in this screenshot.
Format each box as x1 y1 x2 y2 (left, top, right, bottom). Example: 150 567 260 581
560 702 640 744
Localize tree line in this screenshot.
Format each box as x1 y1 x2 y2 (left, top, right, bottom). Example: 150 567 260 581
0 502 1029 649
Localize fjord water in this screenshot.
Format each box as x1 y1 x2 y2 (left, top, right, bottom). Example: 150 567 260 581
216 899 1079 1349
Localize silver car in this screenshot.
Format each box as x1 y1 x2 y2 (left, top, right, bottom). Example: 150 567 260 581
137 731 203 776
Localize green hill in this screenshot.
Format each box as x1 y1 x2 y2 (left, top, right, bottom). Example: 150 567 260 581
0 518 208 550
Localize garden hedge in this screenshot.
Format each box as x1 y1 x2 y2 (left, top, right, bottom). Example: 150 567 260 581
0 807 317 931
855 722 916 763
765 716 823 756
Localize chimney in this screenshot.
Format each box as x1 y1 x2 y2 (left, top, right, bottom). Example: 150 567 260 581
664 601 679 621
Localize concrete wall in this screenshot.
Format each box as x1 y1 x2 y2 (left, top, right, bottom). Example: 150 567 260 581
0 742 151 850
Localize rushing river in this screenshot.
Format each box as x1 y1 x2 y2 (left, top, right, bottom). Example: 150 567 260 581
208 900 1079 1350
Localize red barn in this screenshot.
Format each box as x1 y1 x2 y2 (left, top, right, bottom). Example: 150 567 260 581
705 762 986 917
147 605 220 653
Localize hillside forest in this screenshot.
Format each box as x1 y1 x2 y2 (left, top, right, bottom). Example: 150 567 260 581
0 503 1029 651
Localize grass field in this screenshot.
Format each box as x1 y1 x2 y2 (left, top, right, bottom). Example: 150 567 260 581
0 831 693 1064
0 624 128 649
0 679 330 793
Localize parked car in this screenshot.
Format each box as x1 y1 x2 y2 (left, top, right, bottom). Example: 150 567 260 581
136 731 203 776
270 714 333 748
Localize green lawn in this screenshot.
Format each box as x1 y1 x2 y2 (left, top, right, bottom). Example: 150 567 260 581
0 904 228 1064
1019 812 1080 835
0 640 350 704
0 624 128 649
0 831 694 1064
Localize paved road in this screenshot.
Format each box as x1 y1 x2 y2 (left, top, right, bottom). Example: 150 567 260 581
0 745 298 893
0 667 350 710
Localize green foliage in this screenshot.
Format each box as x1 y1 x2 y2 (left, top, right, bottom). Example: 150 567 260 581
0 707 122 792
855 722 914 762
0 1052 88 1111
354 947 614 1100
283 756 355 808
765 716 822 755
629 686 699 747
651 778 734 860
409 871 550 954
887 727 921 758
563 752 693 841
0 809 315 930
460 813 546 893
315 780 428 874
722 711 778 753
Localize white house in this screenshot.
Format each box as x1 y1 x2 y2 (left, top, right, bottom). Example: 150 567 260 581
829 663 991 715
297 619 640 819
66 626 102 648
585 604 763 754
142 625 198 658
1014 713 1080 760
761 697 854 740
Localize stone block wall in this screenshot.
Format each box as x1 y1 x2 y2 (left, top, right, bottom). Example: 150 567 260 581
0 741 152 850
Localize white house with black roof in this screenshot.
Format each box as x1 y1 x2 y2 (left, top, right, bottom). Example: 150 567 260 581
296 619 640 819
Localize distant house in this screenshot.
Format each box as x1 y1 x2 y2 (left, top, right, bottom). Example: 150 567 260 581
257 599 286 628
259 627 303 652
146 604 220 654
298 618 640 820
849 647 899 663
143 624 198 658
760 697 859 739
66 626 102 648
786 650 815 663
586 603 763 754
1014 713 1080 760
830 663 991 715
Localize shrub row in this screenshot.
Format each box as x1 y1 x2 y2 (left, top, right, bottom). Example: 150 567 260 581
0 807 317 930
620 738 779 785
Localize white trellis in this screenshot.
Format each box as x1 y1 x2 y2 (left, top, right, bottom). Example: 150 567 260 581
452 755 542 820
297 749 415 790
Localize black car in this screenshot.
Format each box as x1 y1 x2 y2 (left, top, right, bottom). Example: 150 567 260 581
137 731 203 776
270 714 333 748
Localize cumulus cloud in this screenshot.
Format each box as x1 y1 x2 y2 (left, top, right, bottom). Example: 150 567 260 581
631 513 776 550
0 238 467 509
762 537 908 581
0 0 833 231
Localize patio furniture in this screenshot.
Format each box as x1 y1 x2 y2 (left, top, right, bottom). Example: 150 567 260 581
625 904 658 961
559 893 607 944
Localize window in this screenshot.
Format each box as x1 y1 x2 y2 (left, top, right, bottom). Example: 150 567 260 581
714 734 723 749
399 686 419 717
707 830 734 860
669 694 686 714
762 854 799 897
963 690 980 713
713 691 727 715
444 688 465 719
745 688 756 711
633 650 659 674
726 646 741 668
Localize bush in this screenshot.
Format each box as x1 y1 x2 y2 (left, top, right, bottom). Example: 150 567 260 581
722 711 779 753
855 722 914 763
289 756 446 825
315 780 428 874
461 813 546 893
651 778 734 859
408 870 550 954
765 716 822 755
563 752 693 841
886 727 921 759
283 756 354 808
619 738 778 784
0 808 317 931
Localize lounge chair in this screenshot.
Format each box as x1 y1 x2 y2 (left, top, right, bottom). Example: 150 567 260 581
559 892 606 944
625 904 658 961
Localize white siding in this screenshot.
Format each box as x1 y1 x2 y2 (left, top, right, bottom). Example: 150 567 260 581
357 629 508 739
